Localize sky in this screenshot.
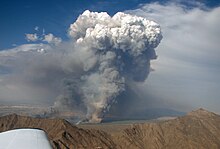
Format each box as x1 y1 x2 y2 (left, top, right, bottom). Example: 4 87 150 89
0 0 219 50
0 0 162 49
0 0 220 116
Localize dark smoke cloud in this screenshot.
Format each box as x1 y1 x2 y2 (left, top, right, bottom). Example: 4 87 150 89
0 10 162 123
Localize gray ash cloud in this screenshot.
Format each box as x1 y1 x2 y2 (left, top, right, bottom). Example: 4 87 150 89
0 10 162 123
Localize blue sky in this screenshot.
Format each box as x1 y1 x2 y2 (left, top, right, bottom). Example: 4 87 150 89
0 0 220 115
0 0 157 49
0 0 219 50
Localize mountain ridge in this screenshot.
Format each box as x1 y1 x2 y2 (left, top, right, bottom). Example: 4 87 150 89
0 108 220 149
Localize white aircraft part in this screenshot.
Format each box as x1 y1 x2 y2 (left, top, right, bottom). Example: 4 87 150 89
0 129 52 149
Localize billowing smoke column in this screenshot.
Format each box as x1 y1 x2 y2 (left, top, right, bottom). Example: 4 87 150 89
62 10 162 122
0 10 162 123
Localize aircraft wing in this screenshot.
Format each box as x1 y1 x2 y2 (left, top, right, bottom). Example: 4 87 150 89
0 129 52 149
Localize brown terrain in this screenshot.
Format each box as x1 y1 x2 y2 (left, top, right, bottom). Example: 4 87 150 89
0 108 220 149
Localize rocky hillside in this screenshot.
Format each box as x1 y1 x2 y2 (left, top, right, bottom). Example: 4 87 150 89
0 108 220 149
0 114 116 149
115 108 220 149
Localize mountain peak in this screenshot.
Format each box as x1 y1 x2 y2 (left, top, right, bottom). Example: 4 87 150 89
187 108 216 117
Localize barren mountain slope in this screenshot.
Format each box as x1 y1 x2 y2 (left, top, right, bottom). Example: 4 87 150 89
114 108 220 149
0 114 116 149
0 108 220 149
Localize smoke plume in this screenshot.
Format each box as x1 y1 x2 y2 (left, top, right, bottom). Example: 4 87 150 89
0 10 162 123
67 10 162 122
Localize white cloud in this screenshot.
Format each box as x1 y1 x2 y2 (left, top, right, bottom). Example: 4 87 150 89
0 44 50 57
43 33 62 45
126 2 220 113
34 26 39 31
25 33 38 42
25 27 62 45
